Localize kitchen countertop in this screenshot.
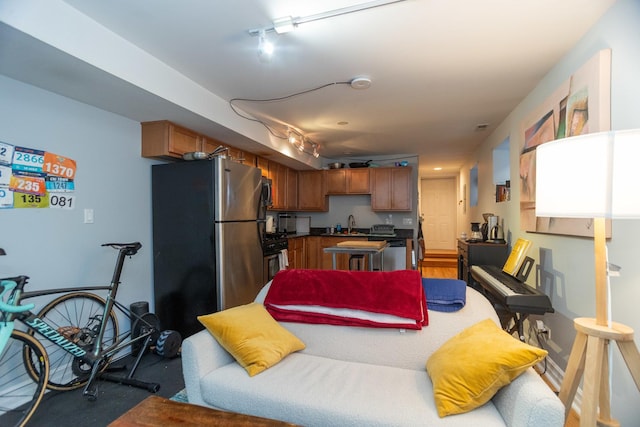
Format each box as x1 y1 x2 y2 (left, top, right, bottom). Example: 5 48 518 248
287 228 414 239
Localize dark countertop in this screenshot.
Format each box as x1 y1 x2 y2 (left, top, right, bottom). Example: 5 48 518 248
288 227 415 239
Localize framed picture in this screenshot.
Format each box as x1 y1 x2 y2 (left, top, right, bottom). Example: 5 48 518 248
519 49 611 238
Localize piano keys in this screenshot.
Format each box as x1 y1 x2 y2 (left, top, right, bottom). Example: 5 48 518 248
470 264 553 340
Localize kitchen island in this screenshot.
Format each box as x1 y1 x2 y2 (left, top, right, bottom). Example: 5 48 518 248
323 240 390 271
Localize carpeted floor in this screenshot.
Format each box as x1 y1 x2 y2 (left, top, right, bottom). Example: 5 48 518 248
11 352 185 426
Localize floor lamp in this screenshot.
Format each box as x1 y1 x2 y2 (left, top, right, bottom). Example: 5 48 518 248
535 129 640 427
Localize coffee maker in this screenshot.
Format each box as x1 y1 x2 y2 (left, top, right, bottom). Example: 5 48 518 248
480 212 493 241
486 215 505 243
469 222 483 242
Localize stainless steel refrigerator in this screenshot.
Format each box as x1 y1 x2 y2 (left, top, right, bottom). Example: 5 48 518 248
151 157 266 338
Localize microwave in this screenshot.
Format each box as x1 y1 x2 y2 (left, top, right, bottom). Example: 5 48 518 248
277 213 296 234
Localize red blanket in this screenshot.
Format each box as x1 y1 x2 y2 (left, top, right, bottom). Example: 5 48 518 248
264 269 428 329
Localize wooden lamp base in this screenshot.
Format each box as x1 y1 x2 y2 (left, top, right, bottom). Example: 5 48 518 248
559 317 640 427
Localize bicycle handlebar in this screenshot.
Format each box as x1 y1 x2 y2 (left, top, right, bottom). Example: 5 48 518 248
0 280 35 313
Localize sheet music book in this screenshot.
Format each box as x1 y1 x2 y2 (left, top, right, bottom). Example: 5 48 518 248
502 238 532 276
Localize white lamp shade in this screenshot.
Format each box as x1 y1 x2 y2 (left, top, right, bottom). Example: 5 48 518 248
535 129 640 219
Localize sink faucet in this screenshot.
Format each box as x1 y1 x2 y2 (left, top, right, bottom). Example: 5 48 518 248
348 215 356 234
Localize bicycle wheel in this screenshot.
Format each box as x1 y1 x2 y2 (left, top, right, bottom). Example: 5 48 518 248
0 330 49 427
26 292 119 391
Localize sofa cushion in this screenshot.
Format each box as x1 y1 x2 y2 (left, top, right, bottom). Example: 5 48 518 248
200 352 507 427
426 318 548 417
197 303 305 376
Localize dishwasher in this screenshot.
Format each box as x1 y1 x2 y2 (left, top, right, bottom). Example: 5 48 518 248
367 224 407 271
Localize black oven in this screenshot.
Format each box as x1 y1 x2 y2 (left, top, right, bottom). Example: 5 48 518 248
262 232 288 282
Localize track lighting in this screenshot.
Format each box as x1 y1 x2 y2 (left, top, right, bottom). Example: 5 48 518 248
273 16 295 34
287 128 320 158
257 30 274 62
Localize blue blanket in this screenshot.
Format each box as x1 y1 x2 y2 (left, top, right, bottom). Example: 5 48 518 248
422 278 466 312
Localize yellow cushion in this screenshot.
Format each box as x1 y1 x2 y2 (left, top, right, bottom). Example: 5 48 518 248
426 318 547 417
198 303 305 376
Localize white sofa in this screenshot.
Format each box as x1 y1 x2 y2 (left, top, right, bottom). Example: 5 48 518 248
182 282 564 426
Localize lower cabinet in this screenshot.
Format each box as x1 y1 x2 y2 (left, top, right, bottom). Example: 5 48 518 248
287 237 305 269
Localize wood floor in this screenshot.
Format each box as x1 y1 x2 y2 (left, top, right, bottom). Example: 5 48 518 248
420 252 579 427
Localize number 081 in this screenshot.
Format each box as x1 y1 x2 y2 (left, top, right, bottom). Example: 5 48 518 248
50 195 74 208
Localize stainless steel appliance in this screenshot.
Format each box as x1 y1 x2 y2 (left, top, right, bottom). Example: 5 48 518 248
368 224 407 271
277 213 296 234
151 158 269 337
262 231 289 282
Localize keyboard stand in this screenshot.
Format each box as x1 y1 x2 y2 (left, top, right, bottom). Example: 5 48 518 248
488 295 529 341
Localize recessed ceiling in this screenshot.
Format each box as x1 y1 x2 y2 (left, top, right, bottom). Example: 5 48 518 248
0 0 616 175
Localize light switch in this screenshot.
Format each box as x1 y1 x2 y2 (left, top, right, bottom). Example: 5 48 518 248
84 208 94 224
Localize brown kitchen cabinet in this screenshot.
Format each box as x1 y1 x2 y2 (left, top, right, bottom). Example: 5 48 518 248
142 120 253 166
370 167 412 211
297 170 327 211
141 121 202 159
285 167 298 211
287 237 305 269
201 139 256 166
256 156 269 177
326 169 370 194
267 162 297 211
270 162 288 210
305 236 321 269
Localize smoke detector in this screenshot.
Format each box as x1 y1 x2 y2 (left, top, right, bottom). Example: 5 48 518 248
350 77 372 90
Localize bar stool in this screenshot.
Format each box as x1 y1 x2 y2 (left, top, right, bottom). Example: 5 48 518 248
349 254 365 271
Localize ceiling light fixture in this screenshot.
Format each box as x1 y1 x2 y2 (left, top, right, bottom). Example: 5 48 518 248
273 16 295 34
350 76 372 90
287 128 319 158
248 0 407 37
257 30 274 62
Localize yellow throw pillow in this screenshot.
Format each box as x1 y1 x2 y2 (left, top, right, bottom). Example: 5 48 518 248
198 303 305 376
426 318 547 417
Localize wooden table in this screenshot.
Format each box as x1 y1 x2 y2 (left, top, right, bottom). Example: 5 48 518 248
323 240 389 271
109 395 297 426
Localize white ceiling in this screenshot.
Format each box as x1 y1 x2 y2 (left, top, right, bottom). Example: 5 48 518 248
0 0 616 175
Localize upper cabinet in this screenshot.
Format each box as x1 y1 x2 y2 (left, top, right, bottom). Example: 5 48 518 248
141 121 202 159
326 169 370 194
370 167 412 211
297 170 327 211
141 120 255 166
258 158 298 211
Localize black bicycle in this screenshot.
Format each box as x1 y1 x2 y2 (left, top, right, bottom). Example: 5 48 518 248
0 242 180 427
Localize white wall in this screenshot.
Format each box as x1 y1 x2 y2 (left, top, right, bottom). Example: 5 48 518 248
460 0 640 423
0 75 161 331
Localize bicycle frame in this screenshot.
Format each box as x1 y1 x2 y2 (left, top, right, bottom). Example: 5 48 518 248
1 242 153 371
2 287 155 368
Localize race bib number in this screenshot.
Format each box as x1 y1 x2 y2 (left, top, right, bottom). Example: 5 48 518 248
43 152 77 179
49 194 75 209
0 187 12 208
0 165 11 186
13 192 49 209
46 176 75 192
9 174 46 195
12 147 44 173
0 141 14 165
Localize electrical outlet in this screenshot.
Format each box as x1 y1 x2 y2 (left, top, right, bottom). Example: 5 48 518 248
536 320 550 339
402 217 413 225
